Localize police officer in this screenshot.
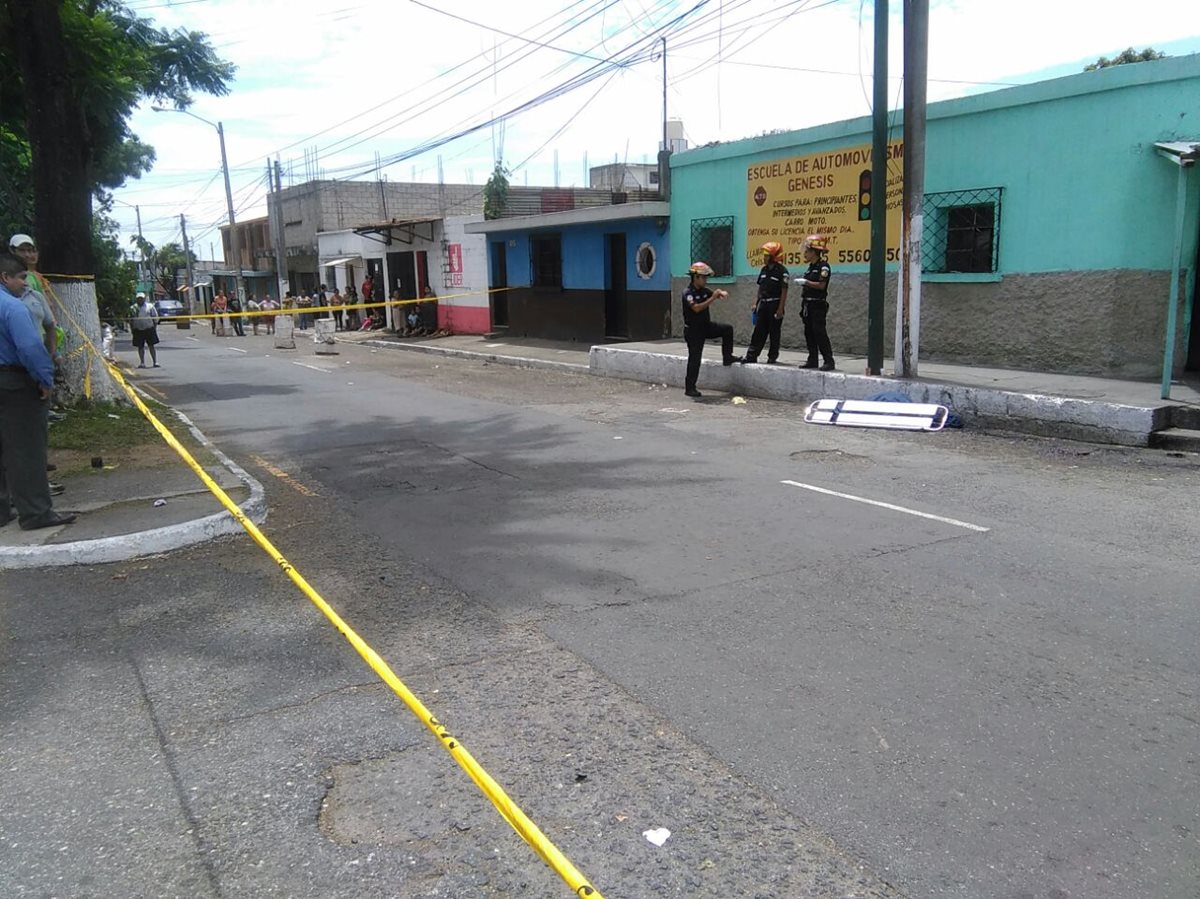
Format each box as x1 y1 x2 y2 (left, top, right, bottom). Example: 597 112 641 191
682 260 741 398
0 253 75 530
795 235 835 371
742 241 789 364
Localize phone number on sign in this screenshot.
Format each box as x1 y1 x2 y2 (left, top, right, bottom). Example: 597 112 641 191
837 248 901 264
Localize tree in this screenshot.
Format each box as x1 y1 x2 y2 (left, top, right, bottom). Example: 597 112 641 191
483 163 511 220
1084 47 1167 71
136 240 194 305
0 0 233 400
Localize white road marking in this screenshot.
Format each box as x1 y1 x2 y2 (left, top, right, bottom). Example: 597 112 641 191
780 480 991 533
185 336 200 342
227 347 248 354
292 361 330 373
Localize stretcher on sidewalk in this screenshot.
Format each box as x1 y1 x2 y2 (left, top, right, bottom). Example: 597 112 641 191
804 398 949 431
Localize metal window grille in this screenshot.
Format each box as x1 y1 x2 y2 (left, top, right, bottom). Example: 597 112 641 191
530 234 562 288
690 216 735 277
923 187 1002 274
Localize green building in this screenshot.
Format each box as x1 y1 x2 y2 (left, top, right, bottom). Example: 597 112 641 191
670 54 1200 379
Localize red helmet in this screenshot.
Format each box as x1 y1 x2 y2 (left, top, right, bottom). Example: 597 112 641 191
761 241 784 261
688 260 715 276
804 235 830 254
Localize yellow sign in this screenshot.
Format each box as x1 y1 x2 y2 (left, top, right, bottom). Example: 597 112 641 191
746 140 904 267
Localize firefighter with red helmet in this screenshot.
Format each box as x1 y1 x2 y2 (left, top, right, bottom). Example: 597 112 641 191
795 235 835 371
741 240 789 365
682 260 741 398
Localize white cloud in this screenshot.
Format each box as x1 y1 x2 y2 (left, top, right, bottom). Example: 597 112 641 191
109 0 1197 251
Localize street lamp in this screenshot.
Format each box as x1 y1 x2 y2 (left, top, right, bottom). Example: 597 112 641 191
152 106 245 308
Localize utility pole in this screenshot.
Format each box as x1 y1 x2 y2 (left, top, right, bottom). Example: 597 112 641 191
180 213 196 317
271 159 288 301
135 204 145 283
657 37 672 200
867 0 889 375
216 120 245 305
896 0 928 377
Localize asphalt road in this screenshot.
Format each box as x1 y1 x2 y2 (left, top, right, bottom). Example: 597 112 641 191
4 327 1198 898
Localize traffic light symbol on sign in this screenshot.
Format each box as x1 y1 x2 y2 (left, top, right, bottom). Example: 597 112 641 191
858 169 872 221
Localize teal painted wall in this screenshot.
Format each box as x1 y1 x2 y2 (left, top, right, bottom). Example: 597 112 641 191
671 54 1200 278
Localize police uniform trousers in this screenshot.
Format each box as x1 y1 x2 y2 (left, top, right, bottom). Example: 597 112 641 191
684 321 735 390
0 370 52 525
802 299 834 366
744 299 782 363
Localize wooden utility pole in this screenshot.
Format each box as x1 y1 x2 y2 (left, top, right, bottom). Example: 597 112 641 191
896 0 928 377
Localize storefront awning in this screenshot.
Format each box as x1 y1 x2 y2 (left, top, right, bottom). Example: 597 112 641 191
320 256 363 268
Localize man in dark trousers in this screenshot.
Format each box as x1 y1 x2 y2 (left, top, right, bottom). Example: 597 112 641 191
741 240 789 364
682 260 741 398
0 253 75 530
796 235 835 371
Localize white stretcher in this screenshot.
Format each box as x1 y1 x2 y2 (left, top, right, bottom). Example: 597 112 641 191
804 398 949 431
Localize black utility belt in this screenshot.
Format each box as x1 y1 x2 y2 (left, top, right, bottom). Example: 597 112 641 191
0 364 27 372
757 296 781 303
801 295 828 302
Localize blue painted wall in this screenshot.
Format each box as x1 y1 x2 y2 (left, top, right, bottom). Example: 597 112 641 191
489 218 671 291
671 54 1200 278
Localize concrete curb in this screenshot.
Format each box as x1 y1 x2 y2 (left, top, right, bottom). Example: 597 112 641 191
0 407 267 570
345 337 591 374
589 346 1170 447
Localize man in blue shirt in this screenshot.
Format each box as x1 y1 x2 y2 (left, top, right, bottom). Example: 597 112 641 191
0 253 75 530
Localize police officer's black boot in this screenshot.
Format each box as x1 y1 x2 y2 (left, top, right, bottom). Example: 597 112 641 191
685 386 702 398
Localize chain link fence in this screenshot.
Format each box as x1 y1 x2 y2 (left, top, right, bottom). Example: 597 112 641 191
689 216 735 276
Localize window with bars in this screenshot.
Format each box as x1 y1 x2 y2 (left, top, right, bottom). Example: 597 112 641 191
530 234 562 288
923 187 1002 274
689 216 735 277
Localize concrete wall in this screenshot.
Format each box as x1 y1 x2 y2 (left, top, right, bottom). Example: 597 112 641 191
672 269 1187 378
669 54 1200 378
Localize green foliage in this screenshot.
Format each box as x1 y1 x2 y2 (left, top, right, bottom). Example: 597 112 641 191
0 0 233 262
92 195 138 322
483 163 510 220
1084 47 1167 71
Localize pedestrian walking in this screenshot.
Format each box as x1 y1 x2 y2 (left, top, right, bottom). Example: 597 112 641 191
741 240 789 365
246 294 261 335
330 289 344 330
681 260 741 398
130 292 161 367
212 291 229 336
228 292 245 337
0 253 75 530
795 235 835 371
260 296 278 335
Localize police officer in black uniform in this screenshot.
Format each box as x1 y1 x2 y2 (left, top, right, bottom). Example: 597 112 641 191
682 260 741 398
742 240 788 364
796 235 835 371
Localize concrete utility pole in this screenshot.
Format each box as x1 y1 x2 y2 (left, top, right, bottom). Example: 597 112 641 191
657 37 672 201
135 204 145 282
271 159 288 300
216 121 245 305
180 213 196 317
867 0 889 375
896 0 928 378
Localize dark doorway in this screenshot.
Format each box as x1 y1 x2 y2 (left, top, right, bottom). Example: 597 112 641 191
490 241 508 328
388 251 417 300
604 233 628 339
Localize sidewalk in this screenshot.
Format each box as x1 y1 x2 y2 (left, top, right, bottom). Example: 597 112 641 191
356 332 1200 447
0 404 265 569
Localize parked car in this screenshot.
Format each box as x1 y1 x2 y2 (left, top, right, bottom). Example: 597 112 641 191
154 298 185 320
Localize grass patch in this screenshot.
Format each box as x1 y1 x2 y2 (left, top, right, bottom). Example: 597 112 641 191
49 401 162 452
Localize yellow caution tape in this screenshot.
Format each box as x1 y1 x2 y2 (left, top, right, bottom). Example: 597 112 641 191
40 278 604 899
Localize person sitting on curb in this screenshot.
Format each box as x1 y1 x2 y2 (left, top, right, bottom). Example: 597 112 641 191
681 260 741 398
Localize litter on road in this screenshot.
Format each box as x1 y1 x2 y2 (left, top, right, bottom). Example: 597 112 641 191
805 398 949 431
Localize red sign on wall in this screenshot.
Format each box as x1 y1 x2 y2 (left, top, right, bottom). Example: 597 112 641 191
447 243 463 274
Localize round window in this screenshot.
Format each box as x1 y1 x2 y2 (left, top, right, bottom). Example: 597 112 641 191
636 242 657 280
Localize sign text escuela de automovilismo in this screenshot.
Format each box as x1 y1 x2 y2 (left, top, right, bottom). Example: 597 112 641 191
746 140 904 267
